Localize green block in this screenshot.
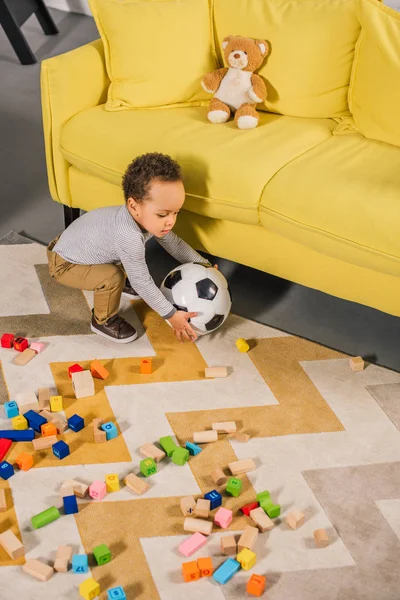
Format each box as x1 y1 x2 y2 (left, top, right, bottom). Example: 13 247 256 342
159 436 177 457
93 543 111 565
171 447 189 466
226 477 242 497
140 457 157 477
256 490 281 518
31 506 60 529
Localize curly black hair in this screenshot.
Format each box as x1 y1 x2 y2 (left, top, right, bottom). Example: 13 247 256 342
122 152 182 202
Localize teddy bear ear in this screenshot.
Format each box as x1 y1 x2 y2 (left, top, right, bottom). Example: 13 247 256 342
256 39 269 56
222 35 234 50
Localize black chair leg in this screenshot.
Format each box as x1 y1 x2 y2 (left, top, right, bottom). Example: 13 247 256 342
35 0 58 35
64 206 80 229
0 0 36 64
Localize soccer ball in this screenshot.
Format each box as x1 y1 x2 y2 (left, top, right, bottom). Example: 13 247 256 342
160 263 232 335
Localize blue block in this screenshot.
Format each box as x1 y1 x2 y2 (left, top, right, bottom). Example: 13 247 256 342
0 461 14 480
23 410 47 433
204 489 222 510
213 558 241 584
63 494 78 515
52 440 70 460
72 554 88 573
0 429 35 442
4 401 19 419
101 422 118 441
108 587 126 600
67 414 84 432
185 441 202 456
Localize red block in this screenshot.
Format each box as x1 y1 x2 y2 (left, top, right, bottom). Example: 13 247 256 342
13 337 28 352
240 502 259 516
0 439 12 462
68 363 84 378
1 333 14 348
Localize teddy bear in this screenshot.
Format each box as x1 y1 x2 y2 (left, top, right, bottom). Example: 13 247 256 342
201 35 269 129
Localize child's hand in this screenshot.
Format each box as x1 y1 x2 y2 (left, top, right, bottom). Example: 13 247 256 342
168 310 198 342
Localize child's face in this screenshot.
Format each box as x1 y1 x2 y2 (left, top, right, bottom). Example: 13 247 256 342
127 179 185 237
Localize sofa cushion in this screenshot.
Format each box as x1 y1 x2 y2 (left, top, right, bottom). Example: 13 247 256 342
60 105 334 225
88 0 216 110
349 0 400 148
213 0 360 118
259 132 400 276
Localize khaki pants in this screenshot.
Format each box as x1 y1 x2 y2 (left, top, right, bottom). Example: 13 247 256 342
47 236 126 324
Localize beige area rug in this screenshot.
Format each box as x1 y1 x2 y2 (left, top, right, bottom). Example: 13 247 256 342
0 232 400 600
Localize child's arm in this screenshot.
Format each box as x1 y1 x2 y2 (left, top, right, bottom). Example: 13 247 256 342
155 231 212 266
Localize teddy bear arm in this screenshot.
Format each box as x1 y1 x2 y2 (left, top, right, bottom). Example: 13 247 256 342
201 68 229 94
249 74 267 103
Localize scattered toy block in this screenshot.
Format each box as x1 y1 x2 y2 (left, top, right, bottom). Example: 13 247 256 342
140 358 152 375
184 517 213 536
159 435 177 457
185 441 202 456
205 367 228 378
237 547 256 570
12 415 27 430
13 337 28 352
236 338 250 353
124 473 150 495
52 439 69 459
140 457 157 477
228 431 251 442
204 489 222 510
350 356 365 371
30 341 45 353
33 435 58 451
249 507 275 533
0 429 34 442
1 333 14 348
198 556 213 577
221 535 237 555
101 421 118 440
108 587 126 599
52 417 68 434
215 507 233 529
0 529 24 559
182 560 200 582
50 395 63 412
95 429 107 443
105 474 120 492
247 574 266 597
240 502 259 516
63 494 79 515
0 461 14 480
226 477 242 497
54 546 72 572
41 422 57 437
178 532 207 557
195 498 211 519
0 439 12 461
193 430 218 443
213 558 241 584
90 359 109 380
60 482 74 497
89 480 107 501
171 446 189 466
139 442 166 463
63 479 88 498
23 558 54 581
68 413 84 432
23 409 47 433
285 509 305 530
15 391 39 412
31 506 60 529
212 421 236 433
314 528 329 548
211 467 227 486
72 370 95 399
68 363 84 378
38 387 50 410
92 418 103 429
72 554 89 573
180 495 196 516
15 452 33 471
0 489 6 512
4 401 19 419
12 348 36 366
80 577 100 600
238 526 259 552
228 459 256 475
93 543 111 565
257 490 281 518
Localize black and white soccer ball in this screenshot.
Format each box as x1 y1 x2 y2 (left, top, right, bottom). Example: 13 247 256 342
160 263 232 335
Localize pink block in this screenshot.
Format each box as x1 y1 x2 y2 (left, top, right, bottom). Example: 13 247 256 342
89 480 107 501
214 507 233 529
30 342 46 353
178 532 207 557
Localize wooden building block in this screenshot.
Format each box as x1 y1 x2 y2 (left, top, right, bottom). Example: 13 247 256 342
54 545 72 572
52 417 68 434
50 395 63 412
247 573 266 596
94 429 107 443
249 507 275 533
212 421 236 433
61 479 88 498
198 556 213 577
32 435 57 451
228 459 256 475
0 489 6 512
193 430 218 443
92 418 103 429
30 342 45 353
178 532 207 557
0 530 25 559
12 348 36 366
211 467 227 486
23 558 54 581
237 547 257 570
238 526 259 552
140 358 152 375
124 473 149 495
41 422 57 437
180 496 196 516
38 387 50 410
106 473 120 492
90 359 109 380
313 529 329 548
15 452 33 471
236 338 250 353
60 482 74 497
12 415 28 430
214 507 233 529
71 370 95 399
205 367 228 378
182 560 200 582
139 442 166 463
350 356 365 372
221 535 237 555
195 499 211 519
228 431 250 443
285 509 305 530
184 517 213 536
15 391 39 413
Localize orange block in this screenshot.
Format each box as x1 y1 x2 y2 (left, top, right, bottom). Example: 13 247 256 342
90 360 109 380
197 556 213 577
41 422 57 437
182 561 200 582
140 358 152 375
247 574 266 597
15 452 33 471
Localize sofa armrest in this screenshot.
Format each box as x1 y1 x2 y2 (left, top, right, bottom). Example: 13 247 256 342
41 39 109 206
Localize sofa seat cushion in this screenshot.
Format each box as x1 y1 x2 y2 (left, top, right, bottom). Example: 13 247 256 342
60 105 334 225
260 133 400 276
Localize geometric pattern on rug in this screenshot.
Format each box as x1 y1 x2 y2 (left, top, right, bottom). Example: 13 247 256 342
366 383 400 431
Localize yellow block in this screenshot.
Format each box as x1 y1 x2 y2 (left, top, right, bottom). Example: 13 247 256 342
12 415 28 430
50 396 63 412
79 577 100 600
236 338 250 353
105 474 120 493
237 548 256 570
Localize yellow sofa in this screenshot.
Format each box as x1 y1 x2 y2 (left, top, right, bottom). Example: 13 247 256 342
41 0 400 317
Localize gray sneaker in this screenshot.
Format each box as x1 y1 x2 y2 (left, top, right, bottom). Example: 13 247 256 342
90 313 137 344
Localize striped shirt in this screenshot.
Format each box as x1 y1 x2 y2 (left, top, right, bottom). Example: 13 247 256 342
53 204 210 319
